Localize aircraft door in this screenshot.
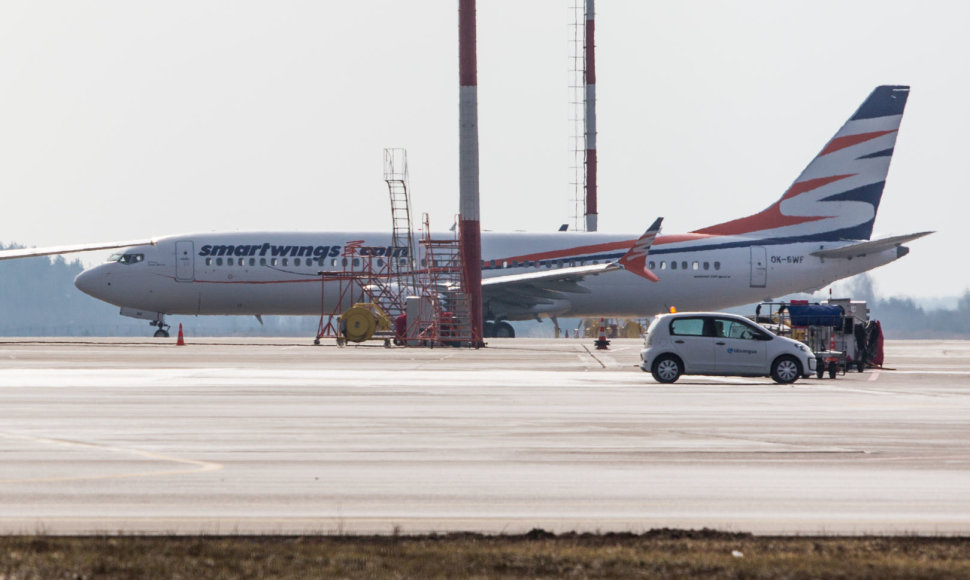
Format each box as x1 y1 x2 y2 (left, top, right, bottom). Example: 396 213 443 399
750 246 767 288
175 241 195 282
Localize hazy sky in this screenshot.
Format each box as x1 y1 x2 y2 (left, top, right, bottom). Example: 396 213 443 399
0 2 964 298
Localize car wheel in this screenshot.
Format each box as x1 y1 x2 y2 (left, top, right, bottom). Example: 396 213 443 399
771 355 801 384
651 355 682 383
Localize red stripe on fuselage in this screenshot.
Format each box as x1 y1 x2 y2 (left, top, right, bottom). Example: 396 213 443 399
490 234 713 264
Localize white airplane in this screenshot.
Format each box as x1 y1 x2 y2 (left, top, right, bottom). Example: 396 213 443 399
2 85 930 338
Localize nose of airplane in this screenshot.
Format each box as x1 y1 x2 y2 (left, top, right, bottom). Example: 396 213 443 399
74 266 104 298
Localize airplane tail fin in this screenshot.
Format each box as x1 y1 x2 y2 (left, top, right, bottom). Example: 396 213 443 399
693 85 910 241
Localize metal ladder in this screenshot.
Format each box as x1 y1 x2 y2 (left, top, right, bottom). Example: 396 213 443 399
384 148 417 298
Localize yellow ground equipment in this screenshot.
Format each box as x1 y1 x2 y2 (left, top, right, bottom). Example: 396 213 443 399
339 303 392 344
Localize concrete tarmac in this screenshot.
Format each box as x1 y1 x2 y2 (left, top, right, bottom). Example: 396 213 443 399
0 337 968 535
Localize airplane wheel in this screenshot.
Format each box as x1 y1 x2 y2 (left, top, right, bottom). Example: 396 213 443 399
153 329 169 338
493 321 515 338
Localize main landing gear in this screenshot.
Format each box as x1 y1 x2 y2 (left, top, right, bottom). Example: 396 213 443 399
483 320 515 338
150 318 170 338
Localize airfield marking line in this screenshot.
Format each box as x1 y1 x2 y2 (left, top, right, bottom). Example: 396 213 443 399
580 345 607 369
869 370 881 381
0 431 222 484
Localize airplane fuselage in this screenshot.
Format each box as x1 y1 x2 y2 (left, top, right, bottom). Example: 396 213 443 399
74 230 903 321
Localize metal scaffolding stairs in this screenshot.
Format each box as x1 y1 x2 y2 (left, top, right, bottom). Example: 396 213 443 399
408 215 474 346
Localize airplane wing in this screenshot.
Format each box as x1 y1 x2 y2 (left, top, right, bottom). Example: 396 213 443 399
0 239 156 262
481 218 663 313
810 232 933 260
481 263 619 312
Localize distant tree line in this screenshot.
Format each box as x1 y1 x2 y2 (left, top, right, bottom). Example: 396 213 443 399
843 274 970 339
0 246 318 337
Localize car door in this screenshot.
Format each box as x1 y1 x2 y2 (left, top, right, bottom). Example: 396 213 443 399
712 317 769 375
667 316 716 374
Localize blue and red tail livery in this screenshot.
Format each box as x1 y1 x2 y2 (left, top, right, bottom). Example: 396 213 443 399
695 85 909 242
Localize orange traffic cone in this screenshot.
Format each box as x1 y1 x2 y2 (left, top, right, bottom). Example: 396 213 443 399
594 318 610 350
176 323 185 346
828 332 836 352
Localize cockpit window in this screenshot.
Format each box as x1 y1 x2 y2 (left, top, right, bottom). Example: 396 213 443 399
108 253 145 265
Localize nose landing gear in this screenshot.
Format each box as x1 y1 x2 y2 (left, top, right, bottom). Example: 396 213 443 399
150 318 170 338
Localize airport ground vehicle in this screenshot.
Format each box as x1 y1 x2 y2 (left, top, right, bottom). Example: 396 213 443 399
755 299 882 378
640 312 817 384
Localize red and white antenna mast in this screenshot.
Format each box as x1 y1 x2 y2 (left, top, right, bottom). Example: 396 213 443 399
458 0 483 345
584 0 598 232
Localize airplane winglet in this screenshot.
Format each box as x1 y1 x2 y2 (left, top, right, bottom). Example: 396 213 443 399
618 217 663 282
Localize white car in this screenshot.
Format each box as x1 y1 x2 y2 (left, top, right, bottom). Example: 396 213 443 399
640 312 816 384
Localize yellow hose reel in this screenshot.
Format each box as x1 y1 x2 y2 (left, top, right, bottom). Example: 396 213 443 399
339 303 391 343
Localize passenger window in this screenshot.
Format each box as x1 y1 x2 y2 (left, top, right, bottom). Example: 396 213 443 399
216 258 223 266
271 258 278 266
282 258 288 266
377 258 384 267
714 261 721 270
669 318 706 337
260 258 266 266
295 258 301 266
703 262 710 270
671 261 677 270
681 261 688 270
692 261 699 270
648 261 655 270
660 261 666 270
249 258 255 266
205 258 212 266
228 258 234 266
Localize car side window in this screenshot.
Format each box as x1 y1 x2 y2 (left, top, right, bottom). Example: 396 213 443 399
669 318 706 336
715 318 766 340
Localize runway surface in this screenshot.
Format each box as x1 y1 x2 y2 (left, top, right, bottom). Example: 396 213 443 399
0 337 968 535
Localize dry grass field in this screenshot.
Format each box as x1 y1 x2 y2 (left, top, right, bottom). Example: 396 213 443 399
2 530 970 579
